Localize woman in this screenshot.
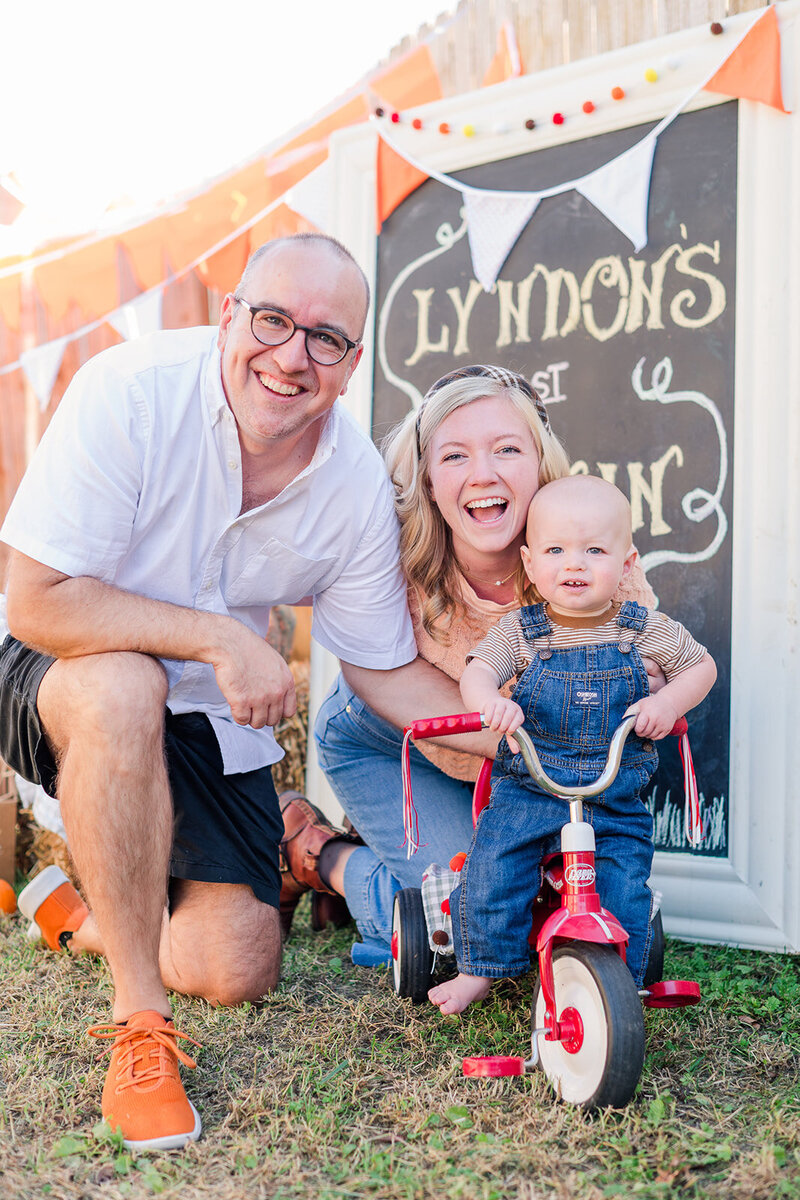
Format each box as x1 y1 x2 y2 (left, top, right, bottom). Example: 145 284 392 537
280 365 655 966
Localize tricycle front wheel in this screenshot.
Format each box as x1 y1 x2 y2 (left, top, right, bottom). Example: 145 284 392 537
533 942 645 1108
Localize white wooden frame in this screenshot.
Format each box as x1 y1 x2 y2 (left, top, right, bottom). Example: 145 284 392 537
309 5 800 953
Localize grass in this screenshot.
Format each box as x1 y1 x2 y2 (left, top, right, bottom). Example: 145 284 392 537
1 897 799 1200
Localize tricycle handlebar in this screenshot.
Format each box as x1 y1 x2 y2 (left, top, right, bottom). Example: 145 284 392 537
512 719 638 800
405 712 485 740
405 711 688 802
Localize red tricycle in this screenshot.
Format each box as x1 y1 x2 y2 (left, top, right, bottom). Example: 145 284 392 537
390 711 701 1109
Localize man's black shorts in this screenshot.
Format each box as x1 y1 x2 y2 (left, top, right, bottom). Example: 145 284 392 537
0 635 282 907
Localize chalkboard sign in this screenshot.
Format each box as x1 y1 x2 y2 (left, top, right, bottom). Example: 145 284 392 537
373 102 736 856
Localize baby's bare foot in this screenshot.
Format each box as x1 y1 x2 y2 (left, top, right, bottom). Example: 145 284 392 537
428 972 491 1015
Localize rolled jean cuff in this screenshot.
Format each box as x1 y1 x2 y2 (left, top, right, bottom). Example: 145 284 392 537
455 958 531 979
342 845 398 967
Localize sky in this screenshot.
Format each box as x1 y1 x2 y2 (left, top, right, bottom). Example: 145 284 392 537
0 0 455 255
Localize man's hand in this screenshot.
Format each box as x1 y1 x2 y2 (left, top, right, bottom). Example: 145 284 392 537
210 625 296 728
6 551 296 731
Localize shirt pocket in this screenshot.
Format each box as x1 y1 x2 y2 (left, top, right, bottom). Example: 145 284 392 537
222 536 339 608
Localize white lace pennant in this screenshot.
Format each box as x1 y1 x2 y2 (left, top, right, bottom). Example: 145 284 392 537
575 134 657 252
108 289 163 341
463 190 540 291
285 159 332 233
20 336 68 411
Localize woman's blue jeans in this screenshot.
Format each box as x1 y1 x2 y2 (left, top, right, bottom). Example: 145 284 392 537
314 674 475 966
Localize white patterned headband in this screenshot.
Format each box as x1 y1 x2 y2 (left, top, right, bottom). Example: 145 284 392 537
415 364 550 457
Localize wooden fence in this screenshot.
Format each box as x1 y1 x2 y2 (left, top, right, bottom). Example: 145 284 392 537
398 0 771 94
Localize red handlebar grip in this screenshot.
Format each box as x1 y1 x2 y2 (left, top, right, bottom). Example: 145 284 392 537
670 717 688 737
406 712 484 740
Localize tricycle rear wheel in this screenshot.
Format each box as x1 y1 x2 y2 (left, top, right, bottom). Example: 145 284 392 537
642 908 665 987
391 888 433 1004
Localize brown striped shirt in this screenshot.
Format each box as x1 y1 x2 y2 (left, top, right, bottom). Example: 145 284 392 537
467 603 707 686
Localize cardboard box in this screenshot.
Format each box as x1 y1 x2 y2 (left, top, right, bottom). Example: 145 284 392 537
0 770 18 884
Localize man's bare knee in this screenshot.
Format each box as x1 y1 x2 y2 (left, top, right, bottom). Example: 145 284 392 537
164 882 282 1005
39 652 168 749
170 934 281 1007
205 953 281 1008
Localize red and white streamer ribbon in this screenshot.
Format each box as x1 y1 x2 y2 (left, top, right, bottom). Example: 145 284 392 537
401 728 420 858
679 731 703 848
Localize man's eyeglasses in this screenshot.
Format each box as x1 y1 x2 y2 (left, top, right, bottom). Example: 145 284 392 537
234 297 360 366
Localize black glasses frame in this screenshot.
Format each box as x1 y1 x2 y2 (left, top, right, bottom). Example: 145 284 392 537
234 296 360 366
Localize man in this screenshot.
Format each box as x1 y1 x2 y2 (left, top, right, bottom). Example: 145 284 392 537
0 234 420 1150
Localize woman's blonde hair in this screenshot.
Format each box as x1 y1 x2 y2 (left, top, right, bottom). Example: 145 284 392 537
383 367 571 642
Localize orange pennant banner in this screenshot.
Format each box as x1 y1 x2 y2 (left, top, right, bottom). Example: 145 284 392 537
373 45 443 110
376 137 428 232
279 95 370 160
119 218 169 292
33 239 120 324
247 204 314 253
704 6 789 113
196 233 250 296
0 272 22 335
483 23 524 88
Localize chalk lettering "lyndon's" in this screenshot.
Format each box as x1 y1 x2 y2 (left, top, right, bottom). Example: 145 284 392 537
405 240 725 365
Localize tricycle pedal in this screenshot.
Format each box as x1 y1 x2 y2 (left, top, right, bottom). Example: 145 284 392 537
640 979 701 1008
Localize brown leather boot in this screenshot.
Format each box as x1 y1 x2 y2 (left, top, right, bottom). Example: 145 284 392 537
278 792 356 938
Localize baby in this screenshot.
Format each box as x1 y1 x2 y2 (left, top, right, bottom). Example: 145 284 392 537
429 474 716 1015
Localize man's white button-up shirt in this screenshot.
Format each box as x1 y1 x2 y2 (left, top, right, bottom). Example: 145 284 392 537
1 327 417 772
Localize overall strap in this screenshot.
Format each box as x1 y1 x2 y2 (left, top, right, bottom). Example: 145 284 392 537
518 602 551 640
616 600 649 632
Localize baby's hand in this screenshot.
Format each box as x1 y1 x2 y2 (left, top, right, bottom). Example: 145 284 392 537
482 698 524 753
625 695 680 740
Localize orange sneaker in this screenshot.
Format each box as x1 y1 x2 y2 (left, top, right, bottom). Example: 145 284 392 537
18 865 89 951
89 1011 202 1151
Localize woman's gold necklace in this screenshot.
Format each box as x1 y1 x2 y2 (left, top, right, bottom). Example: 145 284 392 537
460 564 518 587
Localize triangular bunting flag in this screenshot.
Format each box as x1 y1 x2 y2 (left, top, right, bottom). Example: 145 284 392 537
20 336 68 412
463 190 540 291
376 135 428 232
575 134 657 251
108 289 163 342
704 6 789 113
373 45 443 110
0 179 24 225
285 159 332 233
483 21 524 87
196 235 249 295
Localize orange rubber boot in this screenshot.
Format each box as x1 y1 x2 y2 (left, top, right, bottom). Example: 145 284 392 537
89 1011 202 1151
18 865 89 951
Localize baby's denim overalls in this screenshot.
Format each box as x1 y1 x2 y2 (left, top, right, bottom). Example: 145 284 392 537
452 601 659 987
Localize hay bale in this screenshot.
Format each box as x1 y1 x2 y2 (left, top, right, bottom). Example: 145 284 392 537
15 804 37 878
271 660 310 796
29 824 81 891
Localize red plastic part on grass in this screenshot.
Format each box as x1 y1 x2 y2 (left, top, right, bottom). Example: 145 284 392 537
463 1056 525 1077
642 979 701 1008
